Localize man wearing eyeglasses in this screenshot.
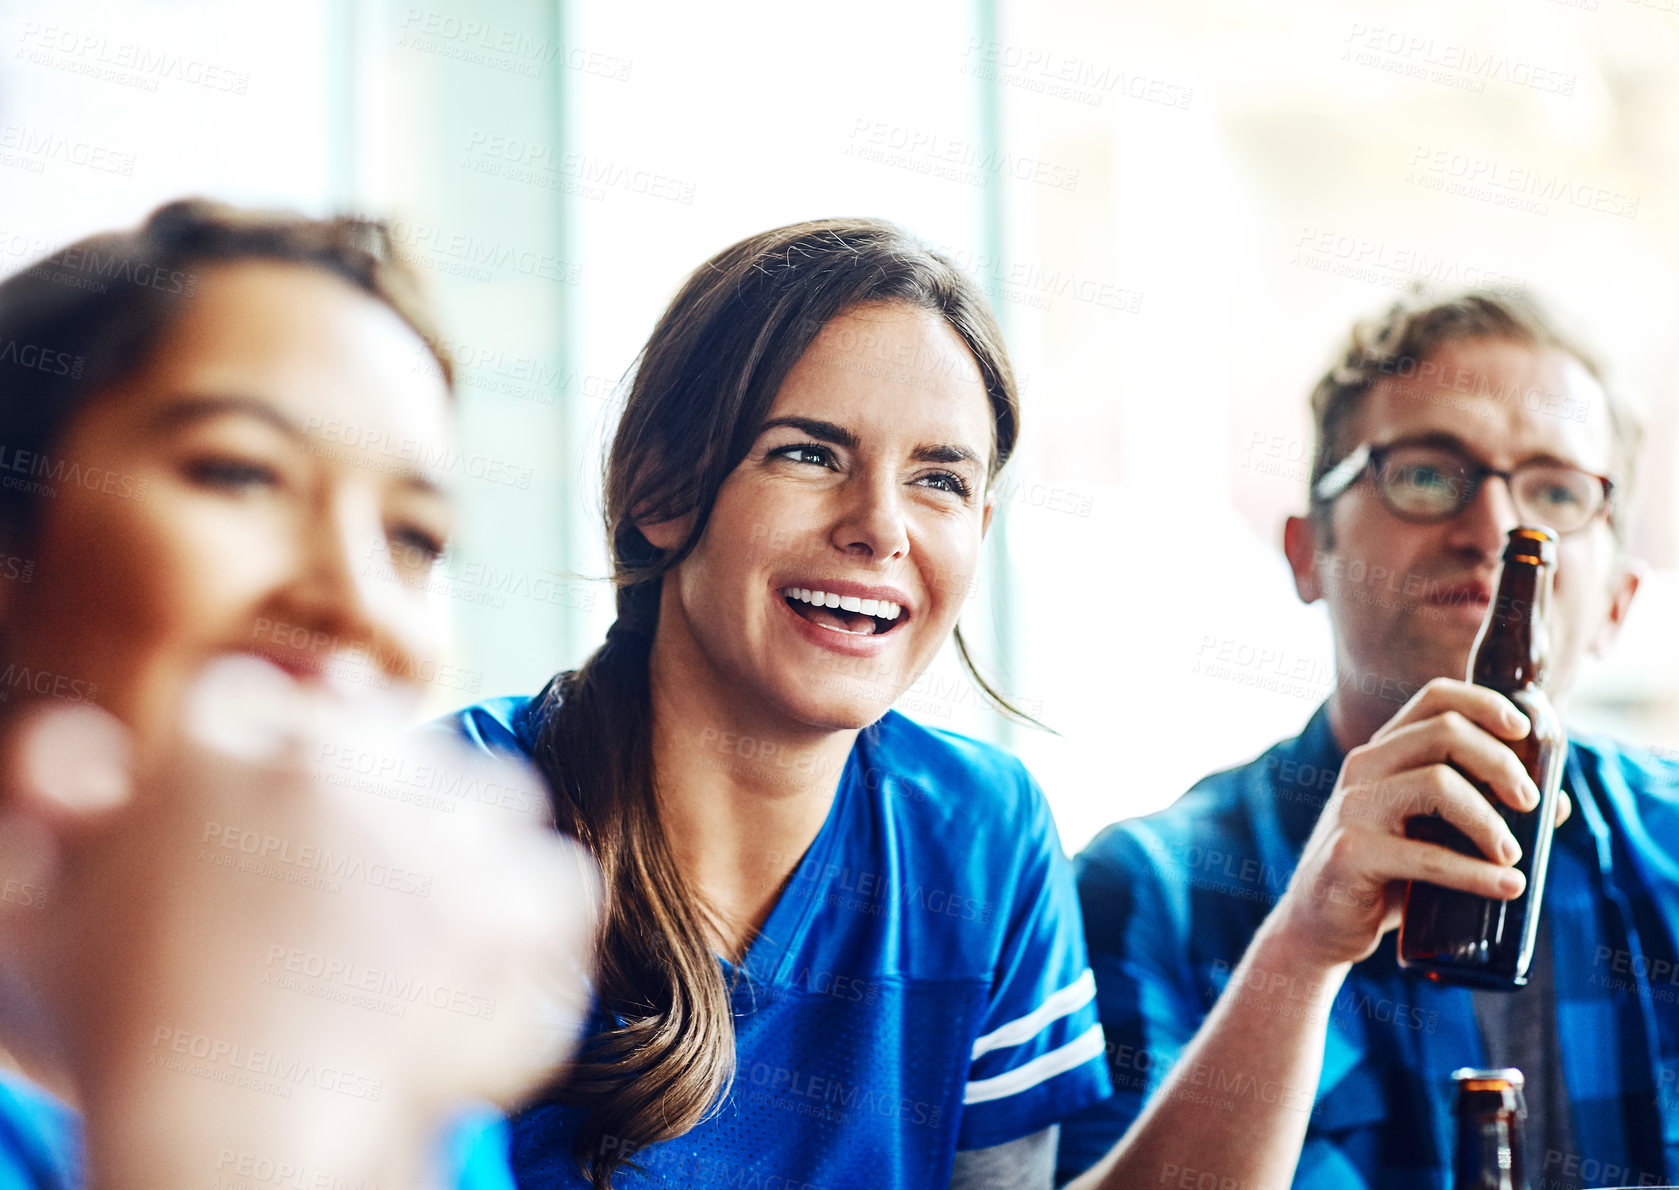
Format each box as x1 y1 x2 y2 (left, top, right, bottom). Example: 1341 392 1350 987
1055 293 1674 1190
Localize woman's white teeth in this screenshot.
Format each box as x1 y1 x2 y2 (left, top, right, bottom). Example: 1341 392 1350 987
783 588 902 620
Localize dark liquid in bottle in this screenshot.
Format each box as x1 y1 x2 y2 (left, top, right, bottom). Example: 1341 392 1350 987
1453 1068 1528 1190
1399 688 1564 988
1398 527 1566 991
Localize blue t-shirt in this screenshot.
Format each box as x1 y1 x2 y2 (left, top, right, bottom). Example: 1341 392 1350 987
0 1069 512 1187
0 1072 76 1190
443 695 1112 1189
1057 701 1679 1189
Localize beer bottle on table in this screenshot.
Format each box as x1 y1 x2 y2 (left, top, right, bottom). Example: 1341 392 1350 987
1453 1067 1528 1190
1398 526 1567 990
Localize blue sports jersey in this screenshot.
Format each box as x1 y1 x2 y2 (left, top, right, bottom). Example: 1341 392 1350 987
442 695 1112 1189
0 1071 77 1190
0 1069 512 1189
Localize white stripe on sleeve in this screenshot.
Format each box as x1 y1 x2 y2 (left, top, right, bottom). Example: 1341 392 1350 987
970 969 1097 1060
962 1023 1106 1105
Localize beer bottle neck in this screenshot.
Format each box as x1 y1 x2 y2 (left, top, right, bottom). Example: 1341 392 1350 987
1455 1111 1527 1189
1470 558 1551 691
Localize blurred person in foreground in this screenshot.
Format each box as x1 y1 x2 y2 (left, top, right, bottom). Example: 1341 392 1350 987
1056 291 1673 1190
0 200 597 1190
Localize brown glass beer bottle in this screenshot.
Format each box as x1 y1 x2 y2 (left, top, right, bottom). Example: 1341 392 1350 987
1452 1068 1529 1190
1397 526 1567 990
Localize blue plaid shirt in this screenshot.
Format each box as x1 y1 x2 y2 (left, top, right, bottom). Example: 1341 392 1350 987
1056 702 1679 1190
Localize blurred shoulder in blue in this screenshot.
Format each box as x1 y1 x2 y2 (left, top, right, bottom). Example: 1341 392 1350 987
0 1068 512 1190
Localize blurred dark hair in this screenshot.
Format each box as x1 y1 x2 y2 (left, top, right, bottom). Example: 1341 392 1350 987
0 197 450 541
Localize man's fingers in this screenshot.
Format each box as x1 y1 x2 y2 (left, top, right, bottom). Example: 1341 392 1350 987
1343 765 1521 865
1370 833 1527 901
1351 710 1538 814
1370 678 1530 745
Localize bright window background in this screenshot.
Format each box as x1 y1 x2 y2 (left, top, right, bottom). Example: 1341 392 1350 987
3 0 1676 852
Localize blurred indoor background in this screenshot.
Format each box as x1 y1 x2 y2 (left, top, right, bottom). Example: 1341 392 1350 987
3 0 1675 850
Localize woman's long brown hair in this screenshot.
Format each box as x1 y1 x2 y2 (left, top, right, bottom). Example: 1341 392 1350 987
529 219 1024 1187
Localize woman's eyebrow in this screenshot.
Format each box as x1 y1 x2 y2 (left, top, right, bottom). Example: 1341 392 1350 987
759 417 981 466
757 416 858 448
148 393 304 438
913 443 980 466
150 393 448 495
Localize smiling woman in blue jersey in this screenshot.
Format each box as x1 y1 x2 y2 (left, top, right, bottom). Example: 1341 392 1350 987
442 220 1112 1189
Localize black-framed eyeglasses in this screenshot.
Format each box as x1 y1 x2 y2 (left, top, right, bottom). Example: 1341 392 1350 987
1312 439 1614 535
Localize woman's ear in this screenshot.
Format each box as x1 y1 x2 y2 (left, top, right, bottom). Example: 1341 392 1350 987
637 514 691 553
980 499 995 539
